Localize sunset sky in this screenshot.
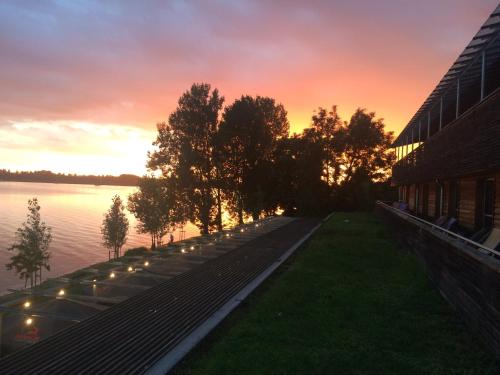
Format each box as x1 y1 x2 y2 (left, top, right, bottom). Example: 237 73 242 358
0 0 497 176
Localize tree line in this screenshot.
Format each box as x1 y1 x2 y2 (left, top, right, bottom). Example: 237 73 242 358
127 83 396 244
5 82 396 287
0 170 140 186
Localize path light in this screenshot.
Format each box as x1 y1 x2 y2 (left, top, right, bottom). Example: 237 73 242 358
144 261 149 267
58 289 65 296
255 224 259 228
190 246 194 250
226 233 230 238
23 301 31 309
25 317 33 326
110 272 116 279
93 279 97 282
181 248 186 253
127 266 133 272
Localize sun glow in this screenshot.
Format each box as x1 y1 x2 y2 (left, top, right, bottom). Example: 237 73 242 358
0 121 155 176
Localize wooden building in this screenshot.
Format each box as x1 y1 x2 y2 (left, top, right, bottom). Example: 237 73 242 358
392 5 500 241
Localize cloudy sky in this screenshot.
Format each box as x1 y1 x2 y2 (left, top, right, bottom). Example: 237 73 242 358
0 0 497 175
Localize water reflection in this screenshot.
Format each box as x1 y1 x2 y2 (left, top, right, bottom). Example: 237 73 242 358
0 181 198 294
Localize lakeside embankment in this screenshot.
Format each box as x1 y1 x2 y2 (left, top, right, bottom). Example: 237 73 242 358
173 213 497 374
0 216 286 360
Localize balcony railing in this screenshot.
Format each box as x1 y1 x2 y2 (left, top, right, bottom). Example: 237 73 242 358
376 201 500 257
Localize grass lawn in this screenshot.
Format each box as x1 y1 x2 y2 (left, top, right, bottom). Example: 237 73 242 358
173 213 498 375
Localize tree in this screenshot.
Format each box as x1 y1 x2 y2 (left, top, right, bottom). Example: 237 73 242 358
216 95 289 222
333 108 396 210
269 130 330 216
101 195 129 260
311 106 343 185
128 176 184 250
6 198 52 288
337 108 395 184
148 83 224 234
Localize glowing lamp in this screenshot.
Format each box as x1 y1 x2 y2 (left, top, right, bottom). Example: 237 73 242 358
110 272 116 279
144 261 149 267
23 301 31 309
25 317 33 326
58 289 65 296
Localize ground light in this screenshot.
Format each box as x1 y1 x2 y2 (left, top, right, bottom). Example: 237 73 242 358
58 289 65 296
23 301 31 308
190 246 194 250
110 272 116 279
127 266 133 272
181 248 186 253
144 261 149 267
25 317 33 326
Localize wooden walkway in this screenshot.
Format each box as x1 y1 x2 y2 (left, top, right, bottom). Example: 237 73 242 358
0 217 320 374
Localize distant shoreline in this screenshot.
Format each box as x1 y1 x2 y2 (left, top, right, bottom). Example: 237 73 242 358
0 170 140 187
0 179 138 187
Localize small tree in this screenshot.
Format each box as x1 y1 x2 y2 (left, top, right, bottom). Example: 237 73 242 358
128 176 183 250
101 195 129 260
6 198 52 288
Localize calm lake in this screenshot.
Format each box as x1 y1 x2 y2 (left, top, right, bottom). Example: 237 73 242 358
0 181 198 294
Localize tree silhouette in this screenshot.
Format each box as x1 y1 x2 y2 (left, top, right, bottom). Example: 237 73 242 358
337 108 395 184
101 195 129 259
149 83 224 234
6 198 52 288
311 106 343 185
128 176 184 249
216 95 289 222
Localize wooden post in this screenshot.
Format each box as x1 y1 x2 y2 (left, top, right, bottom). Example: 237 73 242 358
411 127 414 153
405 135 408 159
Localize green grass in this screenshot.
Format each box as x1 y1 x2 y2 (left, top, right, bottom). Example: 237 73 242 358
173 213 498 375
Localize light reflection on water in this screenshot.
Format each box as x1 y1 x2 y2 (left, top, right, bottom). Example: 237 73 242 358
0 181 198 294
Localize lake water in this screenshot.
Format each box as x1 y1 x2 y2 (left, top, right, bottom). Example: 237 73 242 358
0 181 198 294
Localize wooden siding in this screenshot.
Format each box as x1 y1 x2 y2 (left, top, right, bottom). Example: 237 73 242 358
428 183 436 218
459 178 476 229
376 203 500 359
393 89 500 185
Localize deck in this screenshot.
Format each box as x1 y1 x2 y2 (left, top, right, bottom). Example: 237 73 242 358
0 217 320 374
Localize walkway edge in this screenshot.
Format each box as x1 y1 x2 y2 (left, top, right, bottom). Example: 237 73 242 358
146 218 325 375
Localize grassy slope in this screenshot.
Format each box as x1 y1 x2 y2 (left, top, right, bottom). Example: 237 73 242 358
173 213 497 375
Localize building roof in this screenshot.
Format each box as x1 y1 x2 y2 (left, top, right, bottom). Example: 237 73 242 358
394 4 500 147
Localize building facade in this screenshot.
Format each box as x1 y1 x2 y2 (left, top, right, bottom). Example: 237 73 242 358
393 5 500 239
